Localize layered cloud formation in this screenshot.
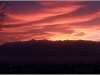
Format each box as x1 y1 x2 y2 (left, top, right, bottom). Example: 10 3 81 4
0 1 100 44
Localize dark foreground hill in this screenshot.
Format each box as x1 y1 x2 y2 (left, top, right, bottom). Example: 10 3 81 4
0 39 100 63
0 39 100 73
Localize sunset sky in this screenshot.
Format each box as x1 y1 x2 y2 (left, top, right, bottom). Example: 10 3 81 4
0 1 100 44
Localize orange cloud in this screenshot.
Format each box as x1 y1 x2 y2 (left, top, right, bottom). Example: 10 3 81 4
74 32 86 36
40 1 80 6
1 1 100 45
40 1 61 6
5 2 85 25
25 11 100 27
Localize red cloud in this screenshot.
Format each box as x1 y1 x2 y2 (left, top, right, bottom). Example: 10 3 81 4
75 32 86 36
0 1 100 45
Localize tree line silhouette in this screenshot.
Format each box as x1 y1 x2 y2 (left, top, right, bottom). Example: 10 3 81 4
0 39 100 63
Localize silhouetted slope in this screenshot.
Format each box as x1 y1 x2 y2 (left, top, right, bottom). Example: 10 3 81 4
0 39 100 63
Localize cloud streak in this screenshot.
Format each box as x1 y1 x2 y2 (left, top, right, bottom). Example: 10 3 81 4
0 1 100 44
